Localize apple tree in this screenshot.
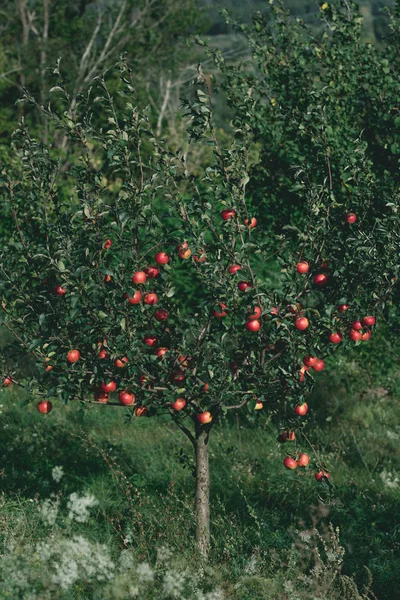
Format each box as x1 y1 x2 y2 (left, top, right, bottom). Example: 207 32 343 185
1 1 400 557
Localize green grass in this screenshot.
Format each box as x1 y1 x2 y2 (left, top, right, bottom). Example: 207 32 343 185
1 341 400 599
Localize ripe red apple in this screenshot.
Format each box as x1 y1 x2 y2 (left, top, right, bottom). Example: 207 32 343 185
280 431 296 442
349 329 362 342
103 239 112 249
244 217 257 228
296 261 309 274
271 307 279 316
238 281 252 292
126 290 142 305
362 316 375 326
155 252 169 265
155 309 168 321
315 470 330 482
2 377 12 387
202 383 209 393
193 252 206 263
197 411 213 424
98 349 109 359
221 208 236 221
104 274 112 283
95 391 109 403
178 246 192 259
155 347 169 358
115 356 129 368
135 406 148 417
338 304 350 313
361 330 371 341
171 372 185 384
299 366 308 382
345 212 357 224
213 302 228 318
313 273 328 287
297 453 310 467
254 400 264 410
132 271 147 284
143 335 157 347
144 266 160 278
303 356 317 367
37 400 52 414
248 306 262 320
283 457 297 470
119 391 136 406
53 285 67 296
294 402 308 416
44 362 53 372
313 359 325 372
245 319 261 332
144 292 158 305
351 320 363 331
171 398 187 411
295 317 309 331
66 349 80 364
329 332 343 344
101 381 117 393
228 264 242 275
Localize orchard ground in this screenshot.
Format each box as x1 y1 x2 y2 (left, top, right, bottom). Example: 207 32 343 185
1 324 400 599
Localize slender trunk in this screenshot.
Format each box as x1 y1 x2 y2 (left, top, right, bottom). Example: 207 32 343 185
195 424 210 558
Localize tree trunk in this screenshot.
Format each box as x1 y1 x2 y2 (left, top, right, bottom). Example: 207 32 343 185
195 424 210 558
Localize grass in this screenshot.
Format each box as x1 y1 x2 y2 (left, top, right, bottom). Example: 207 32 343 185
0 341 400 599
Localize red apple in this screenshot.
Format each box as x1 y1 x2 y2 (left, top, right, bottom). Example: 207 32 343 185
221 208 236 221
155 252 169 265
313 359 325 372
144 266 160 278
248 306 262 320
295 317 309 331
315 470 330 482
103 239 112 249
155 347 169 358
2 377 12 387
245 319 261 332
361 330 371 341
155 309 169 321
132 271 147 284
299 366 308 382
271 307 279 316
101 381 117 393
37 400 52 414
329 332 342 344
254 400 264 410
66 350 80 364
144 292 158 305
313 273 328 287
178 246 192 259
244 217 257 228
303 356 317 367
228 264 242 275
143 335 157 347
280 431 296 442
294 402 308 416
338 304 350 313
297 453 310 467
135 406 148 417
98 349 109 359
104 274 112 283
362 316 375 327
119 391 136 406
197 411 213 424
283 457 297 470
193 252 206 263
126 290 142 305
202 383 209 393
95 391 109 403
171 372 185 384
349 329 362 342
171 398 187 411
53 285 67 296
213 303 228 318
238 281 252 292
296 261 309 274
345 213 357 224
351 320 363 331
115 356 128 368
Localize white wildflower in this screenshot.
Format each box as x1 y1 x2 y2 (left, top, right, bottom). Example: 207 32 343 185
39 498 59 526
162 570 186 598
67 492 98 523
157 545 173 563
136 561 154 582
129 585 140 597
380 469 399 489
51 465 64 483
119 549 135 571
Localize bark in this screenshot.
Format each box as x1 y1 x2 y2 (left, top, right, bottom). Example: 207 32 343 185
195 423 210 558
